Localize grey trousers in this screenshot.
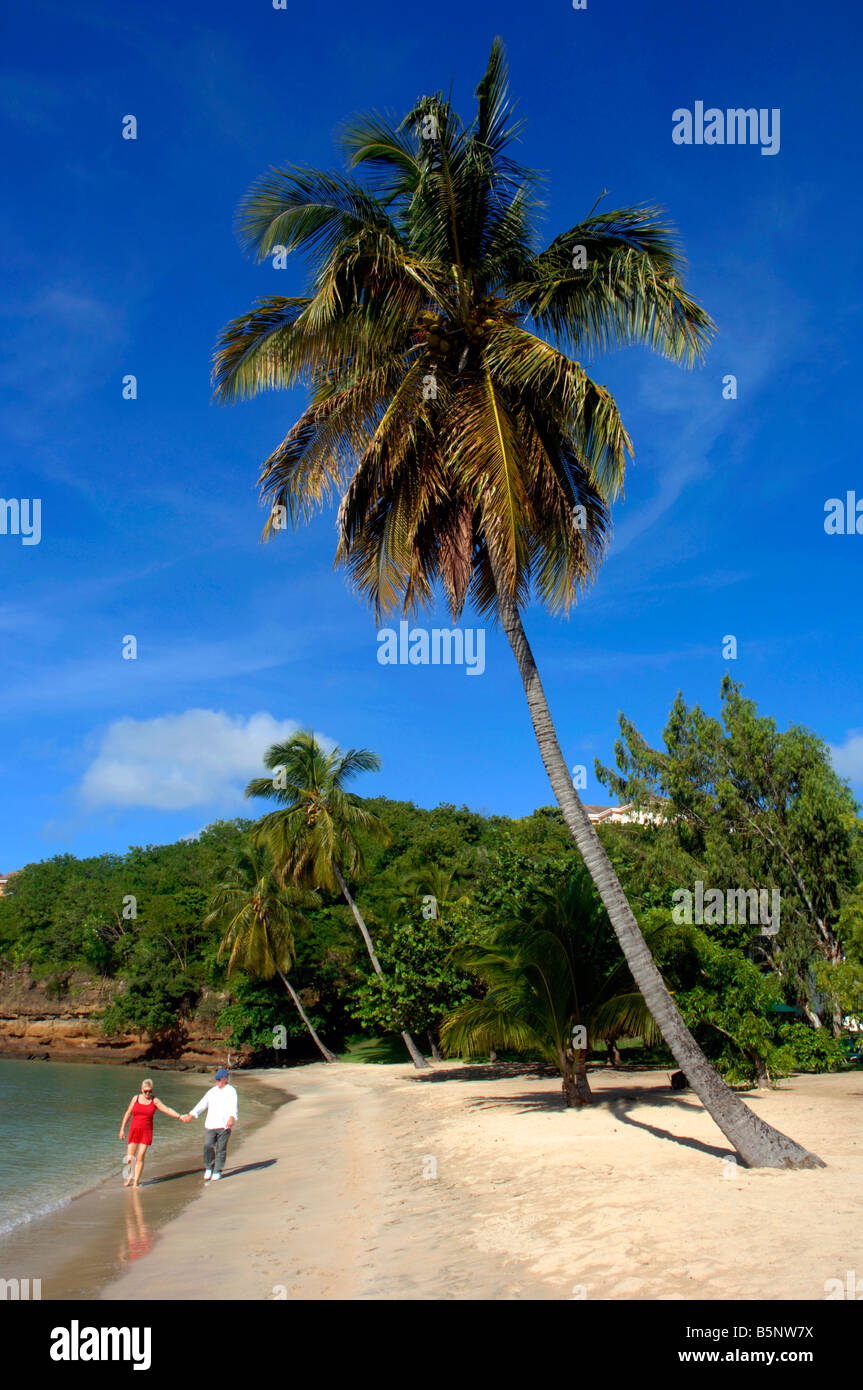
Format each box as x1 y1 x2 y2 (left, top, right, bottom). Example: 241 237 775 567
203 1127 231 1174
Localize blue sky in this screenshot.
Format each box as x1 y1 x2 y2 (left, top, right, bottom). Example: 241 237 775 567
2 0 862 869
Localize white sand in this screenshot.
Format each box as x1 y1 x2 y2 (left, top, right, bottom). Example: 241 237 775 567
100 1064 863 1301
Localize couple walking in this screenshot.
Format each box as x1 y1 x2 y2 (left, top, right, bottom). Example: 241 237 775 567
119 1067 238 1187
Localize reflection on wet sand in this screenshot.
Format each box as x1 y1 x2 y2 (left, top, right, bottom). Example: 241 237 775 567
120 1188 152 1265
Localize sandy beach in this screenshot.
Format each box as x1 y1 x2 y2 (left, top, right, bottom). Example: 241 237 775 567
94 1063 862 1302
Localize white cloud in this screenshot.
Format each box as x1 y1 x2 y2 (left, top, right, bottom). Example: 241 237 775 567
829 732 863 782
79 710 331 811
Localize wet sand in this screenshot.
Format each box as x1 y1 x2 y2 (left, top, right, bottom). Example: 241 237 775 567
96 1063 863 1301
0 1072 288 1299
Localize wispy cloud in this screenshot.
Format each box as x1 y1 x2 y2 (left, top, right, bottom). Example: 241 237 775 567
0 284 128 419
78 709 334 811
0 628 312 714
605 235 811 561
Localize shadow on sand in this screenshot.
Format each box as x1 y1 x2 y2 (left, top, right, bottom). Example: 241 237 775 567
141 1159 278 1187
417 1064 753 1160
214 1159 277 1181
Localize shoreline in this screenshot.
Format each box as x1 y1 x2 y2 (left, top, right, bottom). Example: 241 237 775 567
0 1068 290 1299
0 1046 258 1070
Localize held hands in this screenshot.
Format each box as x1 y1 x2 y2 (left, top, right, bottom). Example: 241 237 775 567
180 1114 192 1123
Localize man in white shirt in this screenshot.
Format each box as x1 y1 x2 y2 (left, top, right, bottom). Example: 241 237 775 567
181 1068 238 1182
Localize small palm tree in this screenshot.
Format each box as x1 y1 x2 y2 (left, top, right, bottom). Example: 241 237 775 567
245 729 429 1068
203 842 336 1063
212 40 820 1167
402 859 472 922
441 871 661 1105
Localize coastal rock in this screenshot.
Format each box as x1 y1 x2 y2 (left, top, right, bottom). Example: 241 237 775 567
0 967 254 1067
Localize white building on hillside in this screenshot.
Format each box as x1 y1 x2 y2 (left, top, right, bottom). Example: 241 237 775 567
583 801 667 826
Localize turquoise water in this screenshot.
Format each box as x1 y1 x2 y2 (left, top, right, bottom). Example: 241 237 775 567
0 1059 270 1237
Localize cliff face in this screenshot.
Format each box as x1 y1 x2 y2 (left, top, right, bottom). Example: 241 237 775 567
0 968 253 1069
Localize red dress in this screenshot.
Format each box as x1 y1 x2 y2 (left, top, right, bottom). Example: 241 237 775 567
127 1097 156 1146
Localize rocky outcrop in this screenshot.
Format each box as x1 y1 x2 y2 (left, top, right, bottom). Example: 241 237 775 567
0 967 254 1069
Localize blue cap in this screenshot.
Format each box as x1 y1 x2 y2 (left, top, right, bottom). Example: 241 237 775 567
215 1067 229 1079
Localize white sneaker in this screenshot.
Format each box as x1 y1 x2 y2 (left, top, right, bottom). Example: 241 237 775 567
203 1169 213 1182
210 1172 222 1181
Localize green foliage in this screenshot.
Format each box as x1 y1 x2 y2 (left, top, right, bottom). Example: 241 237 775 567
772 1021 846 1074
669 927 782 1083
352 904 478 1035
101 940 198 1042
203 841 317 978
596 676 861 1022
440 868 663 1088
1 764 856 1075
219 976 328 1055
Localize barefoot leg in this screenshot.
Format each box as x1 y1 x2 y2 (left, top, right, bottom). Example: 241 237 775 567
133 1143 147 1187
124 1142 136 1186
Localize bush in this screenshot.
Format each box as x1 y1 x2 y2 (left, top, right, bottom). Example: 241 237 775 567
773 1021 846 1073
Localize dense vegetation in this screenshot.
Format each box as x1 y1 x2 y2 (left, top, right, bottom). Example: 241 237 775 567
1 683 861 1086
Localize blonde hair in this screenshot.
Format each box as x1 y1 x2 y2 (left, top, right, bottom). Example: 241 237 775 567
142 1078 154 1088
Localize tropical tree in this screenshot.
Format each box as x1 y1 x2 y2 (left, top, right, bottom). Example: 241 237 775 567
245 729 429 1068
441 870 662 1106
352 904 479 1059
596 676 861 1032
203 842 337 1062
401 859 472 922
212 41 820 1166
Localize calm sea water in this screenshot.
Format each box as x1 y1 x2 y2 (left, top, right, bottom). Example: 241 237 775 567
0 1059 276 1237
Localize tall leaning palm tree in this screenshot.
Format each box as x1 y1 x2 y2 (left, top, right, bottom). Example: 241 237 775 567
203 843 337 1063
212 42 821 1167
245 729 429 1069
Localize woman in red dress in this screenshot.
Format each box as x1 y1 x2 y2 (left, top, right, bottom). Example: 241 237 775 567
118 1079 183 1187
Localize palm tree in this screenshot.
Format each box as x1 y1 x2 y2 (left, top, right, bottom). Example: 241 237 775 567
441 870 661 1105
212 42 821 1167
401 859 472 922
245 729 429 1069
203 842 337 1063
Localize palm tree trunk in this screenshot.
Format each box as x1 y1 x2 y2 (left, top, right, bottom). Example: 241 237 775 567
749 1049 772 1089
574 1047 592 1104
332 864 430 1070
276 968 338 1063
495 585 823 1169
559 1048 578 1107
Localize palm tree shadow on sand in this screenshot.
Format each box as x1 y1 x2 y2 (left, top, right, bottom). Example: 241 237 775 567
455 1080 748 1160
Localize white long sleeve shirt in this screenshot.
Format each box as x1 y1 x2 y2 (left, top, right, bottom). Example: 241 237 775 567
189 1084 238 1129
